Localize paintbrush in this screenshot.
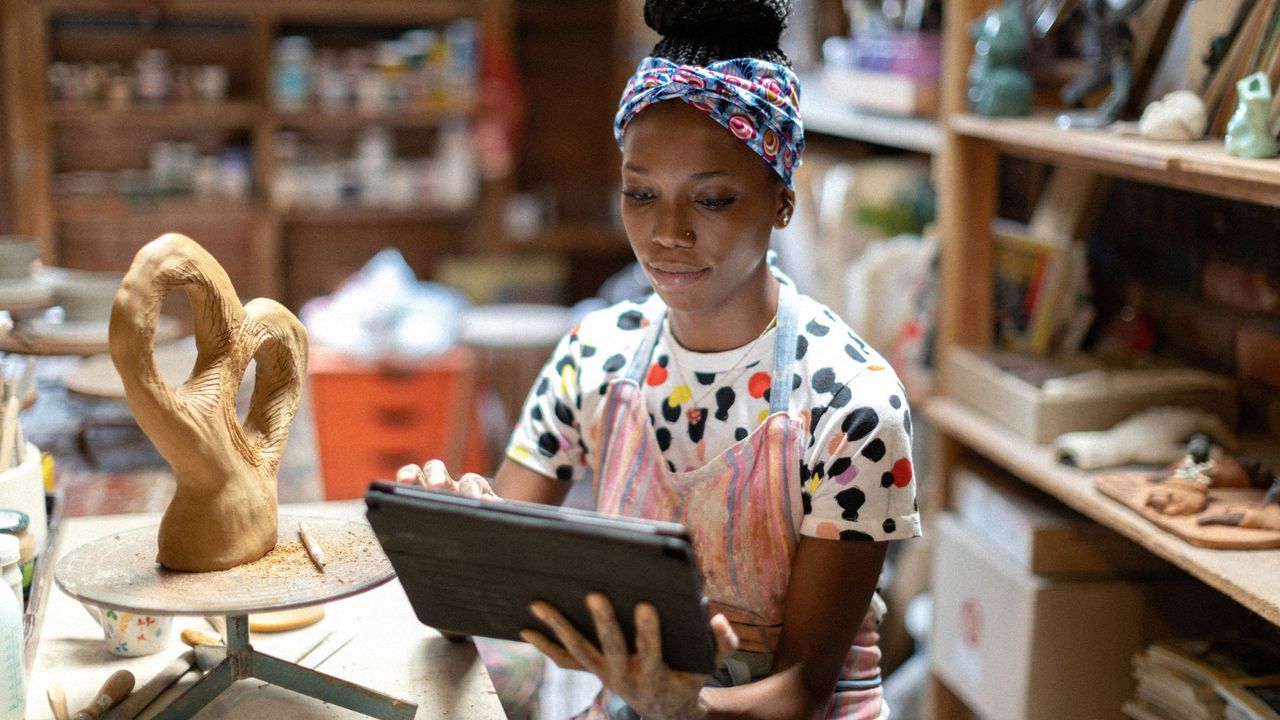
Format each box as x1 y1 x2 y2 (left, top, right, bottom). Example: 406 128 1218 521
47 680 70 720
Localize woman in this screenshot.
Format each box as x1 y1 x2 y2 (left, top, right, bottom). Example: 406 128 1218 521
401 1 920 717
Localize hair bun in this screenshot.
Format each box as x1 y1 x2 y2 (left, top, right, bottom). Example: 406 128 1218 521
644 0 790 53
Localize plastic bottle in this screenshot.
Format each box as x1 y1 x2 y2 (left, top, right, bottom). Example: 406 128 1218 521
0 534 23 720
273 36 313 110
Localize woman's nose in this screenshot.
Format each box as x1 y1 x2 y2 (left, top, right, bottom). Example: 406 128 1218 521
653 207 694 248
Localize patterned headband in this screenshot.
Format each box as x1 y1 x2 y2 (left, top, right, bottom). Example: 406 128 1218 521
614 56 805 188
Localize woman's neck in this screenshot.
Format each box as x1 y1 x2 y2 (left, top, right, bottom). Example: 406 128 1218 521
666 272 780 353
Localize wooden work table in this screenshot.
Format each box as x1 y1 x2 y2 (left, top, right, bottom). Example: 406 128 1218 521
23 501 506 719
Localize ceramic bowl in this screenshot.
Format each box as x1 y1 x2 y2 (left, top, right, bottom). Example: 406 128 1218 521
50 269 124 325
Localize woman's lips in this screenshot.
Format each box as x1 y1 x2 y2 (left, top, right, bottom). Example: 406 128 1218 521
646 262 709 288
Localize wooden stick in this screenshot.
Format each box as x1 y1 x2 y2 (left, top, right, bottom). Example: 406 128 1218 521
47 680 69 720
70 669 134 720
298 521 325 572
101 651 194 720
0 391 18 471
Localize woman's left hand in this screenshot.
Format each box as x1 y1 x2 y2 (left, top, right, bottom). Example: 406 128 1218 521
520 593 738 720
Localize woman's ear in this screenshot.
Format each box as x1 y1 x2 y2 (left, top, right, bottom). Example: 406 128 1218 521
774 187 796 229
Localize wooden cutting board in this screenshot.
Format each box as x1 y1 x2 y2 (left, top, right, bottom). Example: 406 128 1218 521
1095 471 1280 549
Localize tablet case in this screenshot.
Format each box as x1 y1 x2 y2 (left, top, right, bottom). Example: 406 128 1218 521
364 481 718 673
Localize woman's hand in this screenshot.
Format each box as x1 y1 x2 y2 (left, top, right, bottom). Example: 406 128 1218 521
396 458 500 500
520 593 738 720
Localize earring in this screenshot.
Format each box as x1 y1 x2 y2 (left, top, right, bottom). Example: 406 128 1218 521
778 200 793 228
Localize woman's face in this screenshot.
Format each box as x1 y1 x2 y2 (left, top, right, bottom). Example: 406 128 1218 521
620 101 792 318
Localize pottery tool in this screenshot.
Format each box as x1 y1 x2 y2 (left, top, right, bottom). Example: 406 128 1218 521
70 669 134 720
309 633 355 671
298 521 326 572
101 651 195 720
47 680 70 720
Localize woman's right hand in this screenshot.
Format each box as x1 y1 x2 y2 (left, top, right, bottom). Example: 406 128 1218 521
396 458 501 500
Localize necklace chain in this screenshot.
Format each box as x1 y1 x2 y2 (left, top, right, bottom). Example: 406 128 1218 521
664 315 777 425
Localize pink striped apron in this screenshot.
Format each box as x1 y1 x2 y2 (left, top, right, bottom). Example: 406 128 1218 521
580 283 887 720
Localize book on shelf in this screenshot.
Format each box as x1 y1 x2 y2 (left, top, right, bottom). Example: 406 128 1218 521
1124 637 1280 720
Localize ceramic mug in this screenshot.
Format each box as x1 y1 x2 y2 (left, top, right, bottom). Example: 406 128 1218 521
82 603 173 656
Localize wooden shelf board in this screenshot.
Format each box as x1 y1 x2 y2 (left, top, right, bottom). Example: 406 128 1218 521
53 197 266 222
270 104 473 130
951 113 1280 207
47 102 260 129
279 204 469 224
926 396 1280 627
801 76 941 154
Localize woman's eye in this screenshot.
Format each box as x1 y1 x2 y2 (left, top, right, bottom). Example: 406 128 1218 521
697 197 736 210
622 190 654 203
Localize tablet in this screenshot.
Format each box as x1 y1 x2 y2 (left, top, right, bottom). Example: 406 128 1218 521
364 480 717 673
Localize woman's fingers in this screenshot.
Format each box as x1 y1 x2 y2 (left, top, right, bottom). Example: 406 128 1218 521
395 464 426 486
633 601 665 677
457 473 499 500
709 613 739 665
587 593 629 664
531 600 604 672
422 459 458 492
520 629 587 671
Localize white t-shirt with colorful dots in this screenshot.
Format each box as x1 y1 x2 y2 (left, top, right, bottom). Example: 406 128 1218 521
507 277 921 543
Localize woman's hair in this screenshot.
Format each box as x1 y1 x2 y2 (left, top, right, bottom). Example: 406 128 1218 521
645 0 792 67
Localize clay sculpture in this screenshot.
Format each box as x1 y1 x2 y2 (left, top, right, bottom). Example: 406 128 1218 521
110 234 308 571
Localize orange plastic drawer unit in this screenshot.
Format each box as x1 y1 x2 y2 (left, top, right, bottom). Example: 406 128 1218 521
309 346 488 500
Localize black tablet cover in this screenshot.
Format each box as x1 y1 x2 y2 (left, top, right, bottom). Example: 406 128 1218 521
365 480 717 673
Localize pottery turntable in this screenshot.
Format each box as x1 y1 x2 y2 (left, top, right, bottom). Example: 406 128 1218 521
53 515 415 719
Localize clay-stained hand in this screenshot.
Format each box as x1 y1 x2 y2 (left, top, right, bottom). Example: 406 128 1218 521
520 593 738 720
396 459 500 501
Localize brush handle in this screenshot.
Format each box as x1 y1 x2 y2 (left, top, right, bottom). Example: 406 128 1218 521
70 669 134 720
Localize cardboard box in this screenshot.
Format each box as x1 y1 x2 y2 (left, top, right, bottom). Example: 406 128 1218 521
952 462 1168 579
941 346 1238 443
930 513 1146 720
820 66 939 117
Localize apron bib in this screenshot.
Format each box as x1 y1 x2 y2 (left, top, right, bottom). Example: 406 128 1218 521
580 283 887 720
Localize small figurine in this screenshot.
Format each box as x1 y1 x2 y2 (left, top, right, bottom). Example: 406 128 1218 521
1030 0 1150 129
1054 407 1237 470
967 0 1033 117
1224 72 1279 159
1138 90 1208 140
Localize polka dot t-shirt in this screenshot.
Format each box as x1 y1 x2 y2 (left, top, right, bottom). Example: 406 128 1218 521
506 281 921 543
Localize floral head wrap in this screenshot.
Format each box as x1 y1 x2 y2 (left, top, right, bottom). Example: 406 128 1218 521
614 56 805 188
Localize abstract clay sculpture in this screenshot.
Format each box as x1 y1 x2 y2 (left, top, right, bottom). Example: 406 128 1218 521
1225 72 1279 159
110 234 308 571
1052 0 1149 129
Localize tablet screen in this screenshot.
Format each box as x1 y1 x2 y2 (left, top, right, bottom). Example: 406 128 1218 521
365 481 718 673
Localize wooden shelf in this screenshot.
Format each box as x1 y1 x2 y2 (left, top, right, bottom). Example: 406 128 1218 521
926 396 1280 627
951 113 1280 207
271 103 475 130
53 196 266 222
801 75 941 154
46 102 260 129
279 204 469 224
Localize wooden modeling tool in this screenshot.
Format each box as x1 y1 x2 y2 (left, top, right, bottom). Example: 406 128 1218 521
70 669 134 720
102 651 195 720
299 521 326 572
47 680 70 720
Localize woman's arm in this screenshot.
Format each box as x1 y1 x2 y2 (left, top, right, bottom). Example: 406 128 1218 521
698 536 888 719
492 457 572 505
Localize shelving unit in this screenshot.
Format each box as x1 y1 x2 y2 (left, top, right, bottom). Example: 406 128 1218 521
801 74 942 154
929 1 1280 718
3 0 514 307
